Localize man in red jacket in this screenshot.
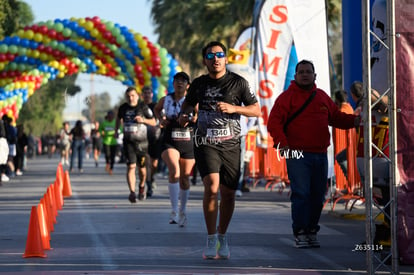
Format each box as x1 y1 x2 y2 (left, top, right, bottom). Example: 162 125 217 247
267 60 360 248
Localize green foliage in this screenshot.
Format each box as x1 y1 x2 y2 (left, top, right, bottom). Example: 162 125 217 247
0 0 34 39
150 0 343 90
150 0 255 75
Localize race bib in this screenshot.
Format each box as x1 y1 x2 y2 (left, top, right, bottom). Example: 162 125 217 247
171 128 191 141
206 126 232 140
124 125 139 132
124 124 147 142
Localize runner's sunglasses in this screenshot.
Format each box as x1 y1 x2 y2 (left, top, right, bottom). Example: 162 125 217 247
205 52 226 60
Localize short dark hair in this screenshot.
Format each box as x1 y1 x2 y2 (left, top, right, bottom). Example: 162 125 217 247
350 81 363 99
125 86 137 94
334 90 348 103
202 41 227 59
142 86 152 93
173 71 191 83
295 60 315 73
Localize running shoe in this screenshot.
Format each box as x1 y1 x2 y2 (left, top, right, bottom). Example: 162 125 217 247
178 211 187 227
128 191 136 203
307 233 320 248
295 231 310 248
217 234 230 259
203 235 218 259
1 174 9 182
137 186 146 201
169 211 178 224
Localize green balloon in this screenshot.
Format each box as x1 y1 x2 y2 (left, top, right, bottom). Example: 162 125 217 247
64 48 73 56
46 20 54 28
54 22 64 32
57 43 66 52
62 28 72 37
9 63 18 70
0 44 8 53
18 63 27 71
8 45 18 54
49 41 59 49
18 47 27 56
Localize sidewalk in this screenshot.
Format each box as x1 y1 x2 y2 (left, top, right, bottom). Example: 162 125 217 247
0 155 412 275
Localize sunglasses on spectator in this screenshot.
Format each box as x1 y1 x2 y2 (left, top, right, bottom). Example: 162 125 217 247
205 52 226 60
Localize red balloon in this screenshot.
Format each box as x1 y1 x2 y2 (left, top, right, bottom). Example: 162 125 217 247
39 25 48 34
48 29 57 38
92 16 101 24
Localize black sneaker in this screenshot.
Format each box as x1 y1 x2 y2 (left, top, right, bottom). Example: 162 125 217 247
307 233 320 248
138 187 146 201
294 230 310 248
295 234 310 248
128 191 137 203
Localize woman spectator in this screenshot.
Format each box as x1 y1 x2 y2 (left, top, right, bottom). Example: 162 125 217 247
69 120 86 173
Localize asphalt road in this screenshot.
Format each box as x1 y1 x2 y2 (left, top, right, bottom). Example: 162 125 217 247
0 155 413 275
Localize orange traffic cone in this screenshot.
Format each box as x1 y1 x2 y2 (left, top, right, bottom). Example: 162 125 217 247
56 164 64 193
54 181 63 210
42 196 54 232
23 206 47 258
62 170 72 197
46 187 57 224
37 202 51 250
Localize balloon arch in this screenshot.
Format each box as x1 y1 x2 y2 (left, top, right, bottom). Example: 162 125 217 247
0 16 180 122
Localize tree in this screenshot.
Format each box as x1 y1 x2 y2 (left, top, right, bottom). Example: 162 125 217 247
150 0 343 90
81 91 113 123
18 75 81 136
0 0 34 39
150 0 255 76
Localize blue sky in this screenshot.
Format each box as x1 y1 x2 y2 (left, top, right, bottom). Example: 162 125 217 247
23 0 158 116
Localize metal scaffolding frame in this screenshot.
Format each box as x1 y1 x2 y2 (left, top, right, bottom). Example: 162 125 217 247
362 0 399 274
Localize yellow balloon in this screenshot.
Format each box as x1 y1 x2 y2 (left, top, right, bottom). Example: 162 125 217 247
32 50 40 58
84 41 92 50
141 48 150 59
25 30 34 39
58 71 65 78
85 21 94 31
39 53 48 61
91 29 99 37
34 33 43 42
17 29 25 37
94 59 103 66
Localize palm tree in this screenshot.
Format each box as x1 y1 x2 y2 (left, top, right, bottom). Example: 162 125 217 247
150 0 255 76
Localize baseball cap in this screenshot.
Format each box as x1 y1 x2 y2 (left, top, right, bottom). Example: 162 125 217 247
173 72 190 83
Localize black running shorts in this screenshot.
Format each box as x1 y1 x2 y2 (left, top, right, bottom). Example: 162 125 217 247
194 145 241 190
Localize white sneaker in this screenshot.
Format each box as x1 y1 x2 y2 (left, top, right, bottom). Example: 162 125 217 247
169 211 178 224
16 171 23 176
217 234 230 259
203 235 218 259
235 190 243 197
1 174 9 182
178 211 187 227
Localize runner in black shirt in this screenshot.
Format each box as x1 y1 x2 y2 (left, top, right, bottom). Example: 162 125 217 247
179 41 260 259
115 86 156 202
